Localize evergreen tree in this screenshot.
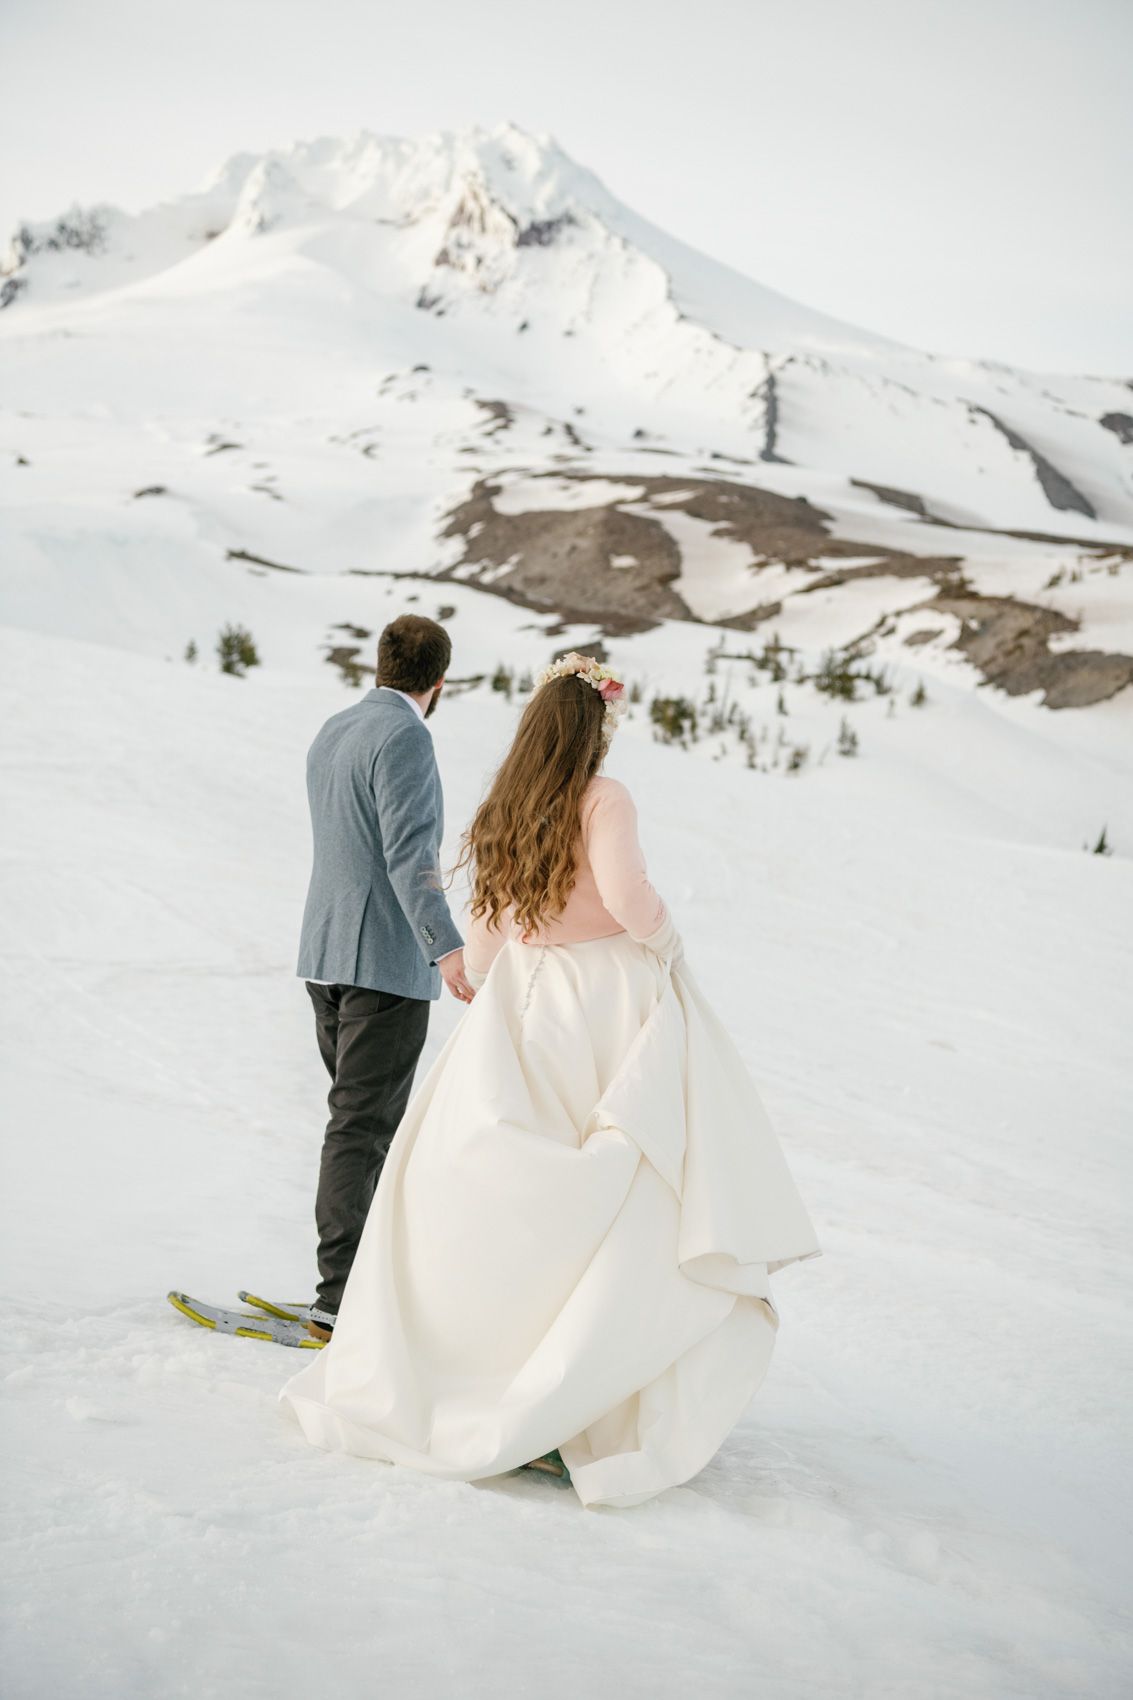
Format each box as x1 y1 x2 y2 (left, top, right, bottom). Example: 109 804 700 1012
217 624 260 677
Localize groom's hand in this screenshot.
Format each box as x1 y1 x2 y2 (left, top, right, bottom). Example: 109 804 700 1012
438 947 476 1003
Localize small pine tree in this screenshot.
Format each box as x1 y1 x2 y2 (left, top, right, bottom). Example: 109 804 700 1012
910 679 928 707
490 663 514 698
776 689 788 716
786 743 808 774
517 669 533 693
1089 826 1112 856
837 716 859 757
628 679 643 705
184 639 198 664
761 635 787 683
650 695 698 746
814 649 859 701
217 623 260 677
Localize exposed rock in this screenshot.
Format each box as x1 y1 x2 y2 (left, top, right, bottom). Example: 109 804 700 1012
437 468 1131 706
800 556 967 594
517 213 577 247
716 600 783 633
850 479 934 519
752 359 790 464
438 478 685 632
474 399 514 436
1099 412 1133 444
931 592 1133 707
967 405 1096 518
439 471 967 635
324 644 366 684
226 547 305 574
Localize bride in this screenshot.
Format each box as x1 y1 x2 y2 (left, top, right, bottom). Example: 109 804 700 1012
279 652 821 1508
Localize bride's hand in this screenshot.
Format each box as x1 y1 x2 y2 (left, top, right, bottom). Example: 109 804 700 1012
439 948 477 1003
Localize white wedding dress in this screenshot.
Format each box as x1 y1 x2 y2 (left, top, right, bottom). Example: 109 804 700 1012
279 928 821 1509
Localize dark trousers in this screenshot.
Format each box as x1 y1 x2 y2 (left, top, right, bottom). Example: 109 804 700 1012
305 981 431 1315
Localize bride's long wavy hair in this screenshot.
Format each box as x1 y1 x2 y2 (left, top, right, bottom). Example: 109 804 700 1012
452 673 607 936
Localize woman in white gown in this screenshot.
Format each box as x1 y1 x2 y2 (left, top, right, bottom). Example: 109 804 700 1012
280 652 821 1508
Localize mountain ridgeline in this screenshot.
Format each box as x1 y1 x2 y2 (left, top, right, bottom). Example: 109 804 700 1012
2 121 1131 706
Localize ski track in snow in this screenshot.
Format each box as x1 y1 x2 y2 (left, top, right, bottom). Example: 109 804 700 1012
1 605 1131 1699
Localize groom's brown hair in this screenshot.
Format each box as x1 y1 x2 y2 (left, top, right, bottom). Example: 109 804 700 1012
376 614 452 693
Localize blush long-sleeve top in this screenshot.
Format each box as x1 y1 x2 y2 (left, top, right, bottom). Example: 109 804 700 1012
464 775 670 979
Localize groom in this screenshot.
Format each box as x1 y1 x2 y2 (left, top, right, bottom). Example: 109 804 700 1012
296 613 474 1341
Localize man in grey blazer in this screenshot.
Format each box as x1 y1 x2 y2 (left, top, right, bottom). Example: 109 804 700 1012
296 614 474 1341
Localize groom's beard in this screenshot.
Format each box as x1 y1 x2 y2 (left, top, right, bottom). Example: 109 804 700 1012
424 684 443 719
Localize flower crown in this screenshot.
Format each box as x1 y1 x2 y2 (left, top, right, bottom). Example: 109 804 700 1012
532 651 628 748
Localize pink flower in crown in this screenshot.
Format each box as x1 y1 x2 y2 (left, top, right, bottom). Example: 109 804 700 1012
597 678 625 703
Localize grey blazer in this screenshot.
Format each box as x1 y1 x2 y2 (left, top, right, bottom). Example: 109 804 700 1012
296 688 464 1000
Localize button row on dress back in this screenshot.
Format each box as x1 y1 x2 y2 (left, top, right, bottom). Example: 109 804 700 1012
518 945 550 1020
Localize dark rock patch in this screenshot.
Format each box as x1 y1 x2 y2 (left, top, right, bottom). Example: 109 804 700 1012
517 213 577 247
967 405 1095 518
226 547 305 574
931 592 1133 707
715 600 784 633
474 399 514 436
850 479 935 519
752 363 790 464
437 470 960 635
1099 412 1133 445
324 644 366 685
438 478 686 632
801 556 968 594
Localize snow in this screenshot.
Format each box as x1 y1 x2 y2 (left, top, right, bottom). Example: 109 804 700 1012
2 603 1131 1699
2 117 1132 1698
623 505 759 622
4 124 1131 554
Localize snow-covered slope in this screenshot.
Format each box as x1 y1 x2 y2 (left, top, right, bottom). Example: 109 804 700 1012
2 612 1130 1699
2 123 1132 1698
2 122 1131 710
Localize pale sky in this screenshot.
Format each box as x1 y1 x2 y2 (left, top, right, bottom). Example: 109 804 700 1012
2 0 1129 374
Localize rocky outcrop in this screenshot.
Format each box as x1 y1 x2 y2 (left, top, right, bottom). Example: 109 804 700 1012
931 592 1133 708
438 467 1131 705
967 405 1096 519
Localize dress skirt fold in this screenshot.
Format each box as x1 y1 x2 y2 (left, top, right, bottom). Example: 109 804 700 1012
279 933 821 1508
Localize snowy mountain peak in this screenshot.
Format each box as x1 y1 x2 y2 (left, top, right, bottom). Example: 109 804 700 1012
0 122 875 352
2 123 1131 710
192 121 592 235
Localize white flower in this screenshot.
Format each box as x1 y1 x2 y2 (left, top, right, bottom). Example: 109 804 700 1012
530 651 627 747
